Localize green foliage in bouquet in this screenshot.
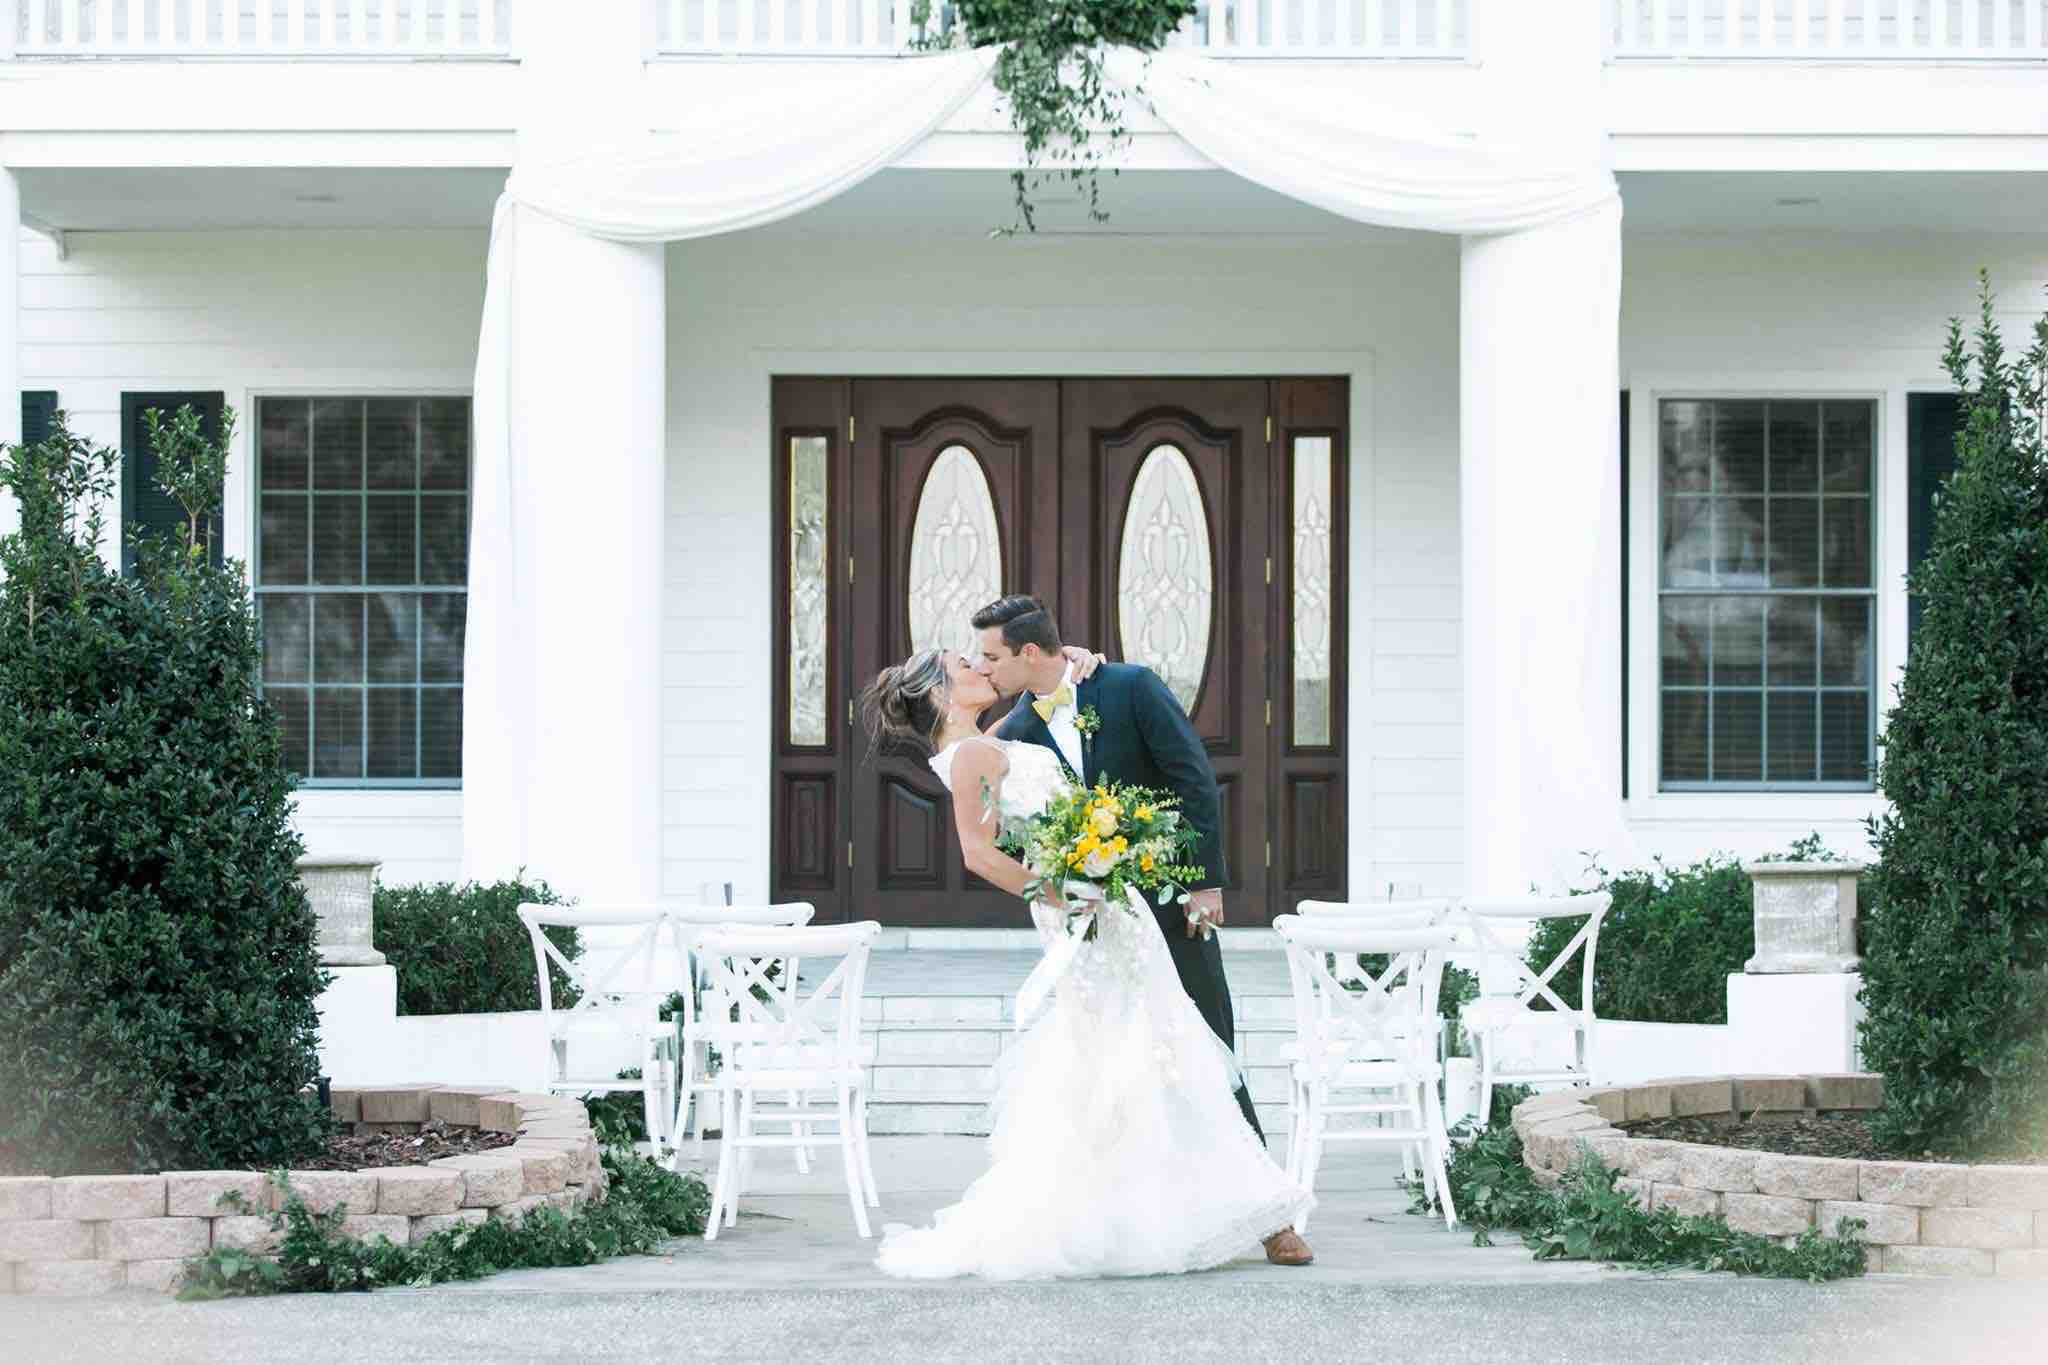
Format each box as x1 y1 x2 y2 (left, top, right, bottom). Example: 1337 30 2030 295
998 778 1204 938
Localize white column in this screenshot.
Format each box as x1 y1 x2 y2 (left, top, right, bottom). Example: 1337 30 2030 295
1457 3 1629 898
461 1 664 904
0 167 19 543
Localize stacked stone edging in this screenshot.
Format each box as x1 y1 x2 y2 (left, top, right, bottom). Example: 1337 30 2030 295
0 1085 606 1297
1512 1075 2048 1278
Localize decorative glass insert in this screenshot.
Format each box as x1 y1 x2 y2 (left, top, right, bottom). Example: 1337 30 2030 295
256 397 469 786
788 435 830 747
1658 398 1875 790
1292 435 1334 746
1118 443 1213 713
906 444 1003 655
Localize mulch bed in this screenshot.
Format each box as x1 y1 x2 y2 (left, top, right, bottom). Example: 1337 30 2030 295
275 1121 519 1172
1619 1112 2045 1166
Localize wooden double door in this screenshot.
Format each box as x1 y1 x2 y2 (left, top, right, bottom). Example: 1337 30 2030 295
772 377 1347 926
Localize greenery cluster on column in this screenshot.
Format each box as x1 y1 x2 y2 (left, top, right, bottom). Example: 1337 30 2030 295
914 0 1196 232
1861 275 2048 1156
0 406 330 1175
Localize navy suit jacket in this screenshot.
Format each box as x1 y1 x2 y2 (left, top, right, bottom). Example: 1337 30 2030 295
994 662 1227 894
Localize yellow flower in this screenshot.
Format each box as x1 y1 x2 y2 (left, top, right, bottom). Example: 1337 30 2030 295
1111 837 1128 855
1140 853 1156 872
1134 805 1154 822
1088 806 1119 838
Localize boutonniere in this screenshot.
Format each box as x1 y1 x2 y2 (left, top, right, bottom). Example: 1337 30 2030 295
1074 706 1102 746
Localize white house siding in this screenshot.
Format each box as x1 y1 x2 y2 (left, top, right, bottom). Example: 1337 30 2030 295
1620 232 2048 872
16 226 486 886
19 218 2048 902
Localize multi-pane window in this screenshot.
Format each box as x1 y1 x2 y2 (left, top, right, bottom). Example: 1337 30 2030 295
255 397 470 786
1658 399 1875 790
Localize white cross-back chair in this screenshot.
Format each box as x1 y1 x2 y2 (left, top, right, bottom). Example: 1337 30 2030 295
668 902 817 1156
1458 893 1614 1123
519 903 685 1157
695 921 882 1240
1274 917 1460 1232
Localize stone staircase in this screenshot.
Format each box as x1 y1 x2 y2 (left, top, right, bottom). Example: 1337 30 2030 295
856 948 1296 1138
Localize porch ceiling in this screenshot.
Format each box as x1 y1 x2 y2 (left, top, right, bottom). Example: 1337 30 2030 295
17 166 2048 239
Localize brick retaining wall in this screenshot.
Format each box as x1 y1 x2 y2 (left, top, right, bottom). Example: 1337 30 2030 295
1513 1076 2048 1278
0 1085 606 1296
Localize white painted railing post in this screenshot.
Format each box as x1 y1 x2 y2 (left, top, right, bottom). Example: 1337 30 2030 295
0 168 19 545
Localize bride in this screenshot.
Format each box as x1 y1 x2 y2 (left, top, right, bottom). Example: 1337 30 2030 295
858 647 1312 1280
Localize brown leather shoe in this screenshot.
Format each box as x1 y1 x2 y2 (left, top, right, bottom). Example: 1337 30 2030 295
1263 1227 1314 1266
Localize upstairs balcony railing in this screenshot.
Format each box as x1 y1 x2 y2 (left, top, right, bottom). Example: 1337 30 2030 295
653 1 1473 58
1606 0 2048 60
8 0 511 57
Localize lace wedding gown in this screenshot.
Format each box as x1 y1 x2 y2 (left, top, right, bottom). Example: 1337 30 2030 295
876 738 1311 1280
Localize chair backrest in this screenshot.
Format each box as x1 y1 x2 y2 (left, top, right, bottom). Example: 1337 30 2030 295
1274 917 1457 1073
1457 892 1614 1018
517 903 682 1035
694 921 881 1073
1295 898 1452 932
665 903 815 1030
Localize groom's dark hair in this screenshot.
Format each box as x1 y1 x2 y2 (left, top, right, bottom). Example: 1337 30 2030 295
972 595 1062 655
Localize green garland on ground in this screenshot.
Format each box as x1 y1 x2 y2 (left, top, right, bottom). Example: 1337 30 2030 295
177 1144 710 1299
913 0 1196 233
1402 1119 1868 1284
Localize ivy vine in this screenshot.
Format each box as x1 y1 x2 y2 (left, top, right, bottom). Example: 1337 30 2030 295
913 0 1197 234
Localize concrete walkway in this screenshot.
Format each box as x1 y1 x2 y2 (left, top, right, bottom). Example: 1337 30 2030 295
4 1138 2043 1364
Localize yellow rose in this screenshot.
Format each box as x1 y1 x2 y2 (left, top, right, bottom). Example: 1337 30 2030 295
1089 807 1119 838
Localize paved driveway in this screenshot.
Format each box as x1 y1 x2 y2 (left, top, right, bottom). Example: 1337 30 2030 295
4 1139 2041 1364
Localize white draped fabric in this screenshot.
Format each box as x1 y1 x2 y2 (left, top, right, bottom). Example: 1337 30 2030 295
462 46 1625 899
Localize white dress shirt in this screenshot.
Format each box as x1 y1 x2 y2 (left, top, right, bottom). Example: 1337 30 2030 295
1034 663 1086 780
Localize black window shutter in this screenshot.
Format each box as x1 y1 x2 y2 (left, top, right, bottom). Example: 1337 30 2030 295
1906 392 1962 647
21 391 58 448
1619 389 1630 799
122 391 225 575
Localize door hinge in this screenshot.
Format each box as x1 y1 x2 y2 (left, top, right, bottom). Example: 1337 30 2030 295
1265 839 1272 869
847 841 854 869
848 415 856 442
1264 556 1272 586
1265 698 1272 728
847 555 855 585
848 697 855 726
1265 414 1273 442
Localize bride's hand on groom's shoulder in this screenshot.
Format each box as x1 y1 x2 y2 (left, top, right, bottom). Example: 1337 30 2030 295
1060 645 1108 681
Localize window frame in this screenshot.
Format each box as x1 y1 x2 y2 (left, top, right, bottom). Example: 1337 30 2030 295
249 390 474 792
1625 378 1907 821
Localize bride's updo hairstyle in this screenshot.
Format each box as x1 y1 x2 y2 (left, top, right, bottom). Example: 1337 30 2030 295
858 647 949 755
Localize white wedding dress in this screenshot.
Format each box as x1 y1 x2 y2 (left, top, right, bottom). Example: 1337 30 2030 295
876 737 1312 1281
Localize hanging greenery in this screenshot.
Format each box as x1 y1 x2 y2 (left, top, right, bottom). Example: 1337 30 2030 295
913 0 1197 234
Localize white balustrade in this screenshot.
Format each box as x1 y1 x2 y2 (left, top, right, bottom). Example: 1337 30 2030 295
10 0 514 55
655 0 1472 57
1607 0 2048 58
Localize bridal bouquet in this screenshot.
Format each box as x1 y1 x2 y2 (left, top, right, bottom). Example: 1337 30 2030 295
1001 779 1206 941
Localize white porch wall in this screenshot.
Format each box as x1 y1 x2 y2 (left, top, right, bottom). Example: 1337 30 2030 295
19 218 2048 900
15 226 485 885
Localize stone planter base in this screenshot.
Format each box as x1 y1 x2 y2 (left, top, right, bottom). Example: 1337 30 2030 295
1513 1078 2048 1278
0 1086 606 1297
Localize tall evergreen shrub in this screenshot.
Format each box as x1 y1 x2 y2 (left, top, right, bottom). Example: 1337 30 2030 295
1862 277 2048 1155
0 408 330 1174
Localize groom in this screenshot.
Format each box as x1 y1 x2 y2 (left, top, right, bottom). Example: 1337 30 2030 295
970 594 1314 1267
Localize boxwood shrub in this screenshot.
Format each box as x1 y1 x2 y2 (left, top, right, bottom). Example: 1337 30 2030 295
1524 836 1836 1026
0 407 330 1175
374 876 577 1015
1861 278 2048 1156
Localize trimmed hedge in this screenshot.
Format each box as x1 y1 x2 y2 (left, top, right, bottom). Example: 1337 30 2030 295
373 876 577 1015
1525 837 1835 1026
1861 277 2048 1156
0 406 330 1175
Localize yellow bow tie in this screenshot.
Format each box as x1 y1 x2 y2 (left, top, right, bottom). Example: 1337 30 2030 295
1032 684 1075 724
